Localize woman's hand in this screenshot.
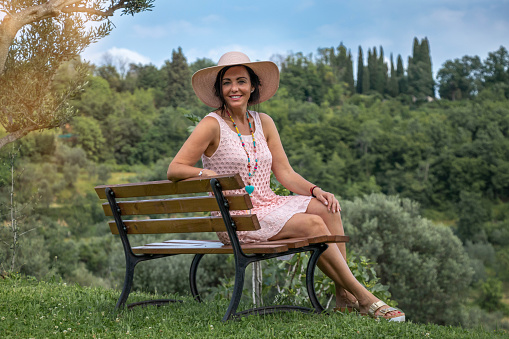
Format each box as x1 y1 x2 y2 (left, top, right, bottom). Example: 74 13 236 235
314 188 341 213
200 169 218 177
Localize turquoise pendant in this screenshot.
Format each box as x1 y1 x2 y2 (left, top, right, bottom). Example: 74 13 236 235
245 185 254 195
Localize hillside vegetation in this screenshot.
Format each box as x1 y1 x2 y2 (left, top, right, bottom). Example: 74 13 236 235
1 40 509 330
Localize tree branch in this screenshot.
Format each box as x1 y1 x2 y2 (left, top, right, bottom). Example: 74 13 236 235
0 122 50 149
61 0 127 17
0 1 128 74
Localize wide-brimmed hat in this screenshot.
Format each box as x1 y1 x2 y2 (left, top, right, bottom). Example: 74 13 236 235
191 51 280 108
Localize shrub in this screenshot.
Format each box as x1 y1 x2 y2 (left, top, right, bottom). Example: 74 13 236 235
342 193 473 325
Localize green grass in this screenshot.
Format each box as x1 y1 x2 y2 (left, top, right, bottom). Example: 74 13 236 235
0 274 507 338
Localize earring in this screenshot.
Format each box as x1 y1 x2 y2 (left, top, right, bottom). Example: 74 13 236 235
251 89 254 93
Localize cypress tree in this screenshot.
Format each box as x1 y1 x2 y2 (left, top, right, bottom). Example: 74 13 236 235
420 37 435 97
345 50 355 93
396 54 404 77
357 46 364 94
408 37 435 99
388 53 399 97
362 65 370 93
397 54 408 94
368 47 378 91
376 46 388 94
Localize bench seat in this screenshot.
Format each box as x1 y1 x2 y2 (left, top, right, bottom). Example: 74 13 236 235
132 235 349 255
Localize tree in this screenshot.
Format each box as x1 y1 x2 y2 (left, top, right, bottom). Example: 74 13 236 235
162 47 193 108
375 46 388 94
0 0 155 150
407 37 435 99
396 54 407 94
388 53 398 97
367 47 378 91
356 46 364 94
437 56 482 100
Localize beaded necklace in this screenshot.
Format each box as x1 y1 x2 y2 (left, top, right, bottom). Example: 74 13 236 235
225 110 258 195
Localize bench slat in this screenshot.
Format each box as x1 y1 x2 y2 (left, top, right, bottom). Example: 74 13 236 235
108 215 260 234
306 235 350 244
131 235 350 255
132 240 290 254
95 174 244 199
102 194 252 216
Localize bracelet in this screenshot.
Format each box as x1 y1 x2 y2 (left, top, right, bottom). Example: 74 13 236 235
198 170 203 177
310 185 319 198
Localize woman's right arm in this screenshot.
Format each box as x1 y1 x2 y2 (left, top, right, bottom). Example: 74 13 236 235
167 116 219 181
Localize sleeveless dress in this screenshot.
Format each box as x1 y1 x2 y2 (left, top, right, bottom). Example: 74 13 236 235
202 111 312 244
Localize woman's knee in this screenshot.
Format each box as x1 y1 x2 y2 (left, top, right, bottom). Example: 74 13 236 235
305 215 330 237
308 200 344 234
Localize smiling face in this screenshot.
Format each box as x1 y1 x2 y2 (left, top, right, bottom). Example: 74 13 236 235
220 66 254 113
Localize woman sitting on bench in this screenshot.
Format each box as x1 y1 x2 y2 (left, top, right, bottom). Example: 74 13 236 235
167 51 405 322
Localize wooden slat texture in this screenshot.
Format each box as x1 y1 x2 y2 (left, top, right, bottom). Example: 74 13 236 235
95 174 244 199
130 235 349 255
306 235 350 243
132 240 289 254
256 238 310 249
108 215 260 234
102 194 252 216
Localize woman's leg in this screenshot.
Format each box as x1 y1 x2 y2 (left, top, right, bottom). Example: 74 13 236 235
269 212 402 318
305 199 355 307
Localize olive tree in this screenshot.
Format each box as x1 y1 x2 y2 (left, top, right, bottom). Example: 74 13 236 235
0 0 155 150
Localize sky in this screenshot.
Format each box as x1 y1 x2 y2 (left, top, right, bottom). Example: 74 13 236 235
78 1 508 76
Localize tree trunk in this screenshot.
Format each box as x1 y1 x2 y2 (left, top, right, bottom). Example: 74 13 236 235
252 262 263 306
9 143 18 272
0 124 40 151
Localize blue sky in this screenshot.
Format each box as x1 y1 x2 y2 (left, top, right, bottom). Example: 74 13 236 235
81 0 509 76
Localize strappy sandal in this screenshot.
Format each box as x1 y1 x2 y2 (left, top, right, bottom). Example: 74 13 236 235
363 301 405 322
333 301 359 313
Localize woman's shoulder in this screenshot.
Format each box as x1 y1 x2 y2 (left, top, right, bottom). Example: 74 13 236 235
257 112 276 128
195 113 221 133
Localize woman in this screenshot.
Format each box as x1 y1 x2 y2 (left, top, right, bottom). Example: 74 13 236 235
168 51 405 321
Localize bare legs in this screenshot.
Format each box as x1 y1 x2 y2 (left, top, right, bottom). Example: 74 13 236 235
269 198 400 318
304 199 356 307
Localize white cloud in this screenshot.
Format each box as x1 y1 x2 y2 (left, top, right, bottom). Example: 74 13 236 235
82 47 151 66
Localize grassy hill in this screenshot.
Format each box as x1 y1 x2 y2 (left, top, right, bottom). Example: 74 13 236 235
0 274 506 338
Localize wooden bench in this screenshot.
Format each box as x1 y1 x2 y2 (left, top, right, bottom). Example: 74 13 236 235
94 173 349 321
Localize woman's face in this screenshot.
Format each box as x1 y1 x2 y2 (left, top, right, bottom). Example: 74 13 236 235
221 66 254 112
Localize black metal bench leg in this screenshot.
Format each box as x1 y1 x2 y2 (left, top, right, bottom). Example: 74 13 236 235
116 255 137 309
306 244 328 313
190 254 204 302
222 260 248 322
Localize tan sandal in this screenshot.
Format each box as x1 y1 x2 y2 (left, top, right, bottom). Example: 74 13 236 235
363 301 405 322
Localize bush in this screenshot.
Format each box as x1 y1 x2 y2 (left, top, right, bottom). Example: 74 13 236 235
342 193 473 325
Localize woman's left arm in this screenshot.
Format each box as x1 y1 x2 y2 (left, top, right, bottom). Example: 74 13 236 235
260 113 341 213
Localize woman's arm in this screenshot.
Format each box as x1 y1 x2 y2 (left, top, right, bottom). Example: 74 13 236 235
260 113 340 213
167 116 219 181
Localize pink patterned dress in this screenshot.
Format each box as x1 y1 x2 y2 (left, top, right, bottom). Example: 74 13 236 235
202 111 312 244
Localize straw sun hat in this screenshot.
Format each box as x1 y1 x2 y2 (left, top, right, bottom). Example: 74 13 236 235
191 51 280 108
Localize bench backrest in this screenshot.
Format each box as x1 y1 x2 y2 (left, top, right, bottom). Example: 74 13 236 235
94 174 260 237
